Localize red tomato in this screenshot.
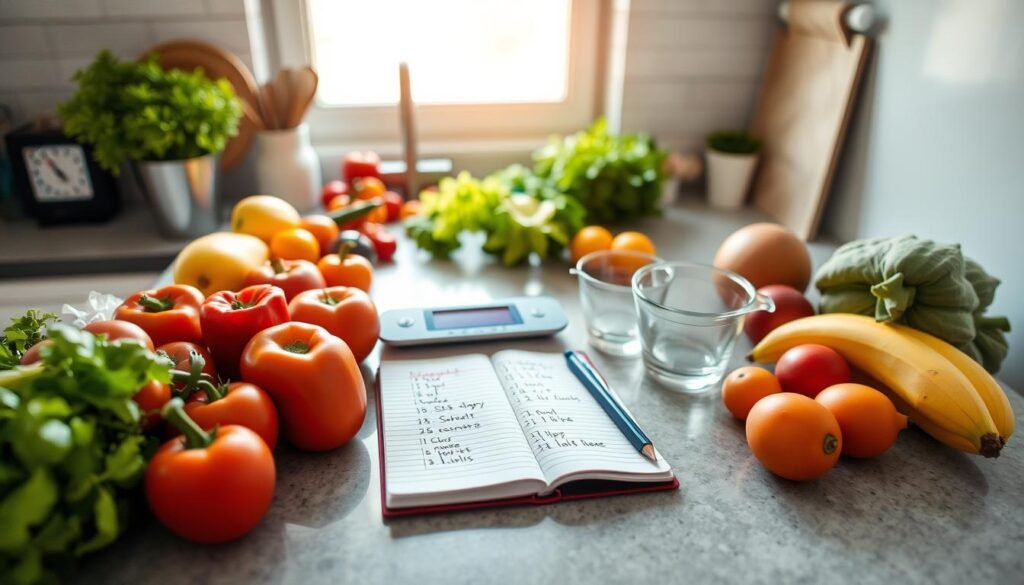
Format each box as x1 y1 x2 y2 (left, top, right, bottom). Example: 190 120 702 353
19 340 52 365
146 401 275 544
134 379 171 431
383 191 403 222
341 151 381 184
83 320 155 351
774 344 852 398
243 258 327 302
288 286 380 363
744 285 815 343
360 223 397 263
321 180 349 209
183 382 280 450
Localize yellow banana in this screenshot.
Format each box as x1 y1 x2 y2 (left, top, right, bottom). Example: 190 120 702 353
749 314 1002 458
894 323 1013 444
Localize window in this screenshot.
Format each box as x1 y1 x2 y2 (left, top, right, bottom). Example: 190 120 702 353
271 0 602 146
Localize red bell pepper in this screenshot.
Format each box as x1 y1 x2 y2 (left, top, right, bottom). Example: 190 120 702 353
240 322 366 451
200 285 289 381
114 284 204 346
243 258 326 302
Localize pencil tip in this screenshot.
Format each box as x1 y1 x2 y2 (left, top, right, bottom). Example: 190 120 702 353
642 444 657 462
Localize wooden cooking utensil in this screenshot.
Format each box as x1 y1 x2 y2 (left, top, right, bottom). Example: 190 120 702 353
287 67 318 128
142 40 261 171
261 83 280 130
272 68 293 129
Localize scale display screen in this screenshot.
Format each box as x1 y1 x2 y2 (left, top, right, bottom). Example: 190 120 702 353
427 306 521 330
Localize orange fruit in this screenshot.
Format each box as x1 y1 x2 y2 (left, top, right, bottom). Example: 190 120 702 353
400 200 422 219
746 393 841 481
570 226 614 263
611 231 656 255
815 383 908 458
300 215 340 257
270 228 320 262
721 367 781 421
353 177 386 200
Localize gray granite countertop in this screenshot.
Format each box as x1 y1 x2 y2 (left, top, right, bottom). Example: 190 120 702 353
76 195 1024 584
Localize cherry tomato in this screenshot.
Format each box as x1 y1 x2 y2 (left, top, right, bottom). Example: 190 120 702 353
270 228 320 262
774 344 852 398
300 214 341 256
360 223 397 263
146 400 275 544
352 176 386 201
746 393 841 481
83 320 155 351
327 194 351 212
721 366 781 421
383 191 403 222
317 252 373 292
320 180 349 209
134 379 172 431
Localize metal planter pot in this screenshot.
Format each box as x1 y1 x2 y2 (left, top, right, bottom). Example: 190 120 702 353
132 154 220 239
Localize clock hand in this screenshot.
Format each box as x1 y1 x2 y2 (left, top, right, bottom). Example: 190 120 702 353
44 157 70 183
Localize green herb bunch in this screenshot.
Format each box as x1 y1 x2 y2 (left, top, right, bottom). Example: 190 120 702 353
0 319 171 584
406 170 584 266
58 50 241 174
533 118 666 223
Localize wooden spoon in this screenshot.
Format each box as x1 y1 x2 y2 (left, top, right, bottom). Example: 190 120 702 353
273 68 293 129
261 83 279 130
288 66 319 128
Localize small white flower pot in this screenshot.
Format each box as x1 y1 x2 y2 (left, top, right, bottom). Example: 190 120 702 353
705 149 759 210
253 123 321 213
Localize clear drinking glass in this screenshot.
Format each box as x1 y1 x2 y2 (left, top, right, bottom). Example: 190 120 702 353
631 262 774 392
571 250 660 356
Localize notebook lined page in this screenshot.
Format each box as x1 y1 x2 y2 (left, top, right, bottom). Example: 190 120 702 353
491 350 671 484
379 355 545 498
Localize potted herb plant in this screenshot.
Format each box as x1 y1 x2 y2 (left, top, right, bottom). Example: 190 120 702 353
705 130 762 210
58 50 241 238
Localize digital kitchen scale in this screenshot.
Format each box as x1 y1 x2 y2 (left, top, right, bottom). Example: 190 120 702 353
379 296 568 346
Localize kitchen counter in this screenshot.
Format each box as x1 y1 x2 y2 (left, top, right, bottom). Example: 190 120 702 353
77 195 1024 584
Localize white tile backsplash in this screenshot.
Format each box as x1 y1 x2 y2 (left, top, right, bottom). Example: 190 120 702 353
625 47 767 79
101 0 205 18
0 25 49 57
15 89 70 120
46 22 155 57
628 14 776 49
152 18 249 53
0 0 104 21
205 0 246 16
0 59 63 90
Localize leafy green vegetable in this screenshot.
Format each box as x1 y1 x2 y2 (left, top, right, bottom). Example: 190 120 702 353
405 170 584 266
706 130 761 154
0 310 58 370
0 322 170 584
533 118 666 223
58 50 241 174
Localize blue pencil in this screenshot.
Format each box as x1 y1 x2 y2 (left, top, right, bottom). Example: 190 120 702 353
564 350 657 463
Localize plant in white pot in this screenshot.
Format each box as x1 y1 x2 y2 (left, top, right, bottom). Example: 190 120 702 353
705 130 762 210
58 50 241 238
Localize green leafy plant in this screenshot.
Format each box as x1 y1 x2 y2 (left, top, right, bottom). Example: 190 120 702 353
0 310 58 370
58 50 241 174
406 170 584 266
0 322 170 584
706 130 761 155
533 118 666 223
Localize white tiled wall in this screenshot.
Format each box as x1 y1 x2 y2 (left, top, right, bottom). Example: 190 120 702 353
0 0 252 126
619 0 778 154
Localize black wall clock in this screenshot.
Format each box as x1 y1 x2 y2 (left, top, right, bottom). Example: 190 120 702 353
5 124 120 225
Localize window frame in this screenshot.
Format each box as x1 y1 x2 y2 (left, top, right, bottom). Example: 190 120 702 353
269 0 603 146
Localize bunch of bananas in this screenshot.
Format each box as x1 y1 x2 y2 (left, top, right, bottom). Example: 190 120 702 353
749 314 1013 458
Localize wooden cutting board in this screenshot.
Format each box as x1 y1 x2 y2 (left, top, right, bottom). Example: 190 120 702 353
750 0 872 240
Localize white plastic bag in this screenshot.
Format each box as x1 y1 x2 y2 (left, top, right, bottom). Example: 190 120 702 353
62 291 124 327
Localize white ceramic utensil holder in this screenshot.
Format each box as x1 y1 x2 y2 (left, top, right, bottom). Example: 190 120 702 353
706 149 759 210
253 123 321 212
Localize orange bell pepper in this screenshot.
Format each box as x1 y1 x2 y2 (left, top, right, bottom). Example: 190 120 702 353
240 322 366 451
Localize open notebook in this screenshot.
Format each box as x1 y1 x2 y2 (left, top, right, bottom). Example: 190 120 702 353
376 350 676 516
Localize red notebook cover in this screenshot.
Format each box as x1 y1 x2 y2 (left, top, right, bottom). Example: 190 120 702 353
374 373 680 518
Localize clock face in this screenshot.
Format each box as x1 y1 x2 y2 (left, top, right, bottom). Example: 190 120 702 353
22 144 94 202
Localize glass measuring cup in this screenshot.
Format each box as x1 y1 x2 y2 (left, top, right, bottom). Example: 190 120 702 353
571 250 660 356
631 261 774 392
